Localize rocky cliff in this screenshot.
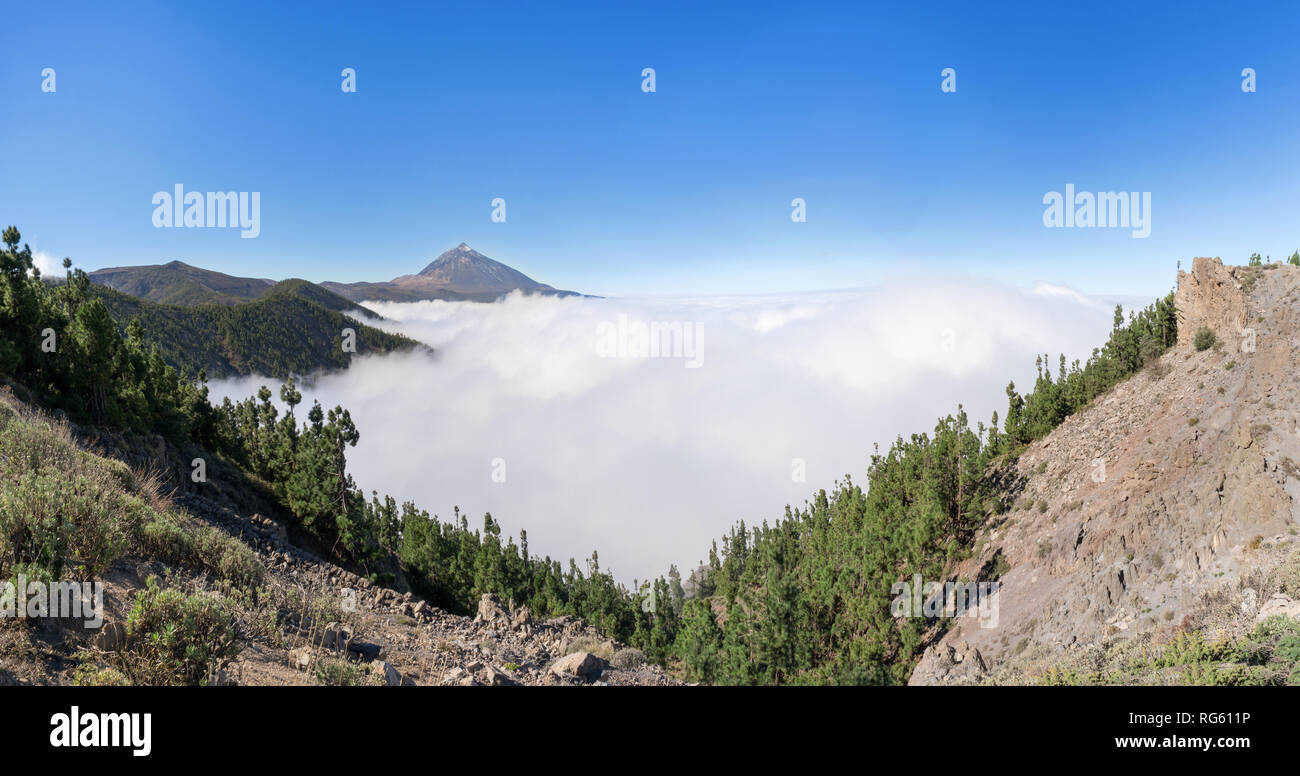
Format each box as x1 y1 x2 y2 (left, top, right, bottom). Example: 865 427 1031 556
910 260 1300 684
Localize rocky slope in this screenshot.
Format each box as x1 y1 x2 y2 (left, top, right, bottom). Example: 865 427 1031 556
910 258 1300 684
0 397 676 687
165 494 678 686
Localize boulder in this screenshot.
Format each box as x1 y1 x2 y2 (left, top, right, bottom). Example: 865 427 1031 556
480 665 520 686
289 647 313 671
347 640 383 662
371 660 402 686
476 593 509 624
92 622 127 652
313 621 351 651
1256 595 1300 622
550 651 607 682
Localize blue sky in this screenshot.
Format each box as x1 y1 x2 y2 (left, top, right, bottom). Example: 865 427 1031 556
3 0 1299 298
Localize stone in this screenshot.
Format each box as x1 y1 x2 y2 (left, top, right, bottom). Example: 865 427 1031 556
1256 595 1300 622
371 660 402 686
476 593 509 623
290 647 313 671
314 621 351 651
92 622 127 652
480 665 520 686
347 640 382 662
550 651 607 682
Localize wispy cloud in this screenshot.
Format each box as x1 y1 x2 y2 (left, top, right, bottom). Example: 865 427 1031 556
31 251 66 278
211 277 1126 583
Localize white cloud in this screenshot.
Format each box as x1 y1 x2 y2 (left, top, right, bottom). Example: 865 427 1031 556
31 251 65 278
210 277 1123 584
1031 281 1110 311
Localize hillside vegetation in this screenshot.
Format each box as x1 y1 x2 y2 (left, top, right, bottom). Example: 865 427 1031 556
88 278 417 379
1 226 676 684
88 260 274 306
17 224 1294 687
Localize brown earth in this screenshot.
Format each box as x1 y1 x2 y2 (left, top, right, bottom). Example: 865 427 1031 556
910 259 1300 684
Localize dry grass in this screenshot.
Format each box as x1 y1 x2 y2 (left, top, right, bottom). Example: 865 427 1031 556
564 635 614 660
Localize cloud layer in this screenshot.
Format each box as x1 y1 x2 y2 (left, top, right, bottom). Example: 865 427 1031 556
210 278 1125 584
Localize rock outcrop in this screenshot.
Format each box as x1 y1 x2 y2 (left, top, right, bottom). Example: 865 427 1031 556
911 261 1300 684
1175 256 1248 339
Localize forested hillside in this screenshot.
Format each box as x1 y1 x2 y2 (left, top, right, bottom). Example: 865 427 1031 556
88 278 417 379
1 224 1182 684
665 297 1179 684
1 226 660 658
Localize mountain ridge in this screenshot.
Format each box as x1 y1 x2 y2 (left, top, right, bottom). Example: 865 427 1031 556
89 260 276 306
89 280 419 380
86 244 583 307
323 242 581 303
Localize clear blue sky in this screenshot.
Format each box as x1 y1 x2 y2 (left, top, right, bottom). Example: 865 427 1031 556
3 1 1299 298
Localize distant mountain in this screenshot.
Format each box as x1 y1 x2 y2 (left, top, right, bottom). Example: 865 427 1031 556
322 243 581 303
415 242 555 294
89 260 275 306
90 280 420 379
88 244 582 310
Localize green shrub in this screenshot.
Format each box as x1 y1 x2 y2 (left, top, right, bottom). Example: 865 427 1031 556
73 663 131 686
1229 640 1271 665
0 404 262 589
0 471 140 581
1275 635 1300 663
137 510 263 590
1180 662 1248 686
1193 327 1219 352
1145 631 1229 668
122 578 239 686
313 657 381 686
989 552 1012 580
611 647 646 670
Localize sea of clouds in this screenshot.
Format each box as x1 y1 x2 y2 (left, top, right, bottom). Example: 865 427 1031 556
209 277 1140 585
